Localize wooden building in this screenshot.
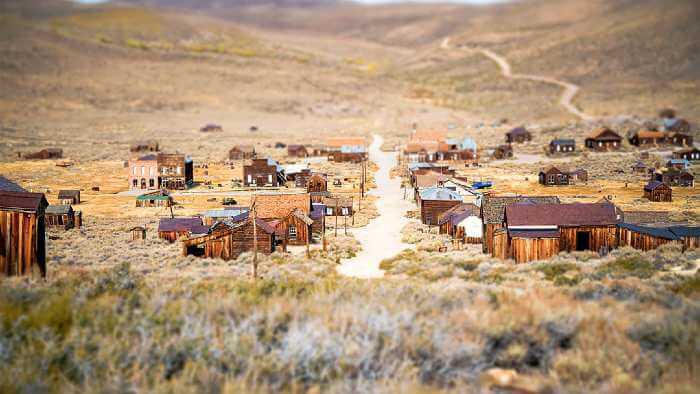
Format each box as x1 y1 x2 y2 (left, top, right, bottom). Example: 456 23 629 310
329 146 368 163
500 203 618 263
158 153 193 190
654 169 694 187
130 141 159 153
618 223 681 251
668 226 700 250
0 176 26 192
321 196 353 217
644 181 672 202
539 166 570 186
286 166 311 184
549 139 575 155
438 203 482 244
632 161 648 174
480 195 560 254
181 219 276 260
287 144 310 158
129 226 147 242
673 148 700 161
229 145 256 160
418 187 462 226
0 191 48 277
492 144 513 160
23 148 63 160
307 173 328 193
158 217 209 243
273 209 314 248
202 207 249 226
506 127 532 144
629 130 668 146
45 205 75 230
569 168 588 184
135 191 172 207
255 193 311 220
58 190 80 205
585 128 622 151
243 158 284 187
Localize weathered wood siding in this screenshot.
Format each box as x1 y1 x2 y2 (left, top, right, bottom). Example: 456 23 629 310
645 188 672 202
559 226 617 252
159 230 188 243
510 237 560 264
420 200 461 226
680 236 700 250
46 213 74 230
182 221 274 260
483 223 503 254
618 227 680 251
277 214 311 246
0 211 45 277
492 229 508 260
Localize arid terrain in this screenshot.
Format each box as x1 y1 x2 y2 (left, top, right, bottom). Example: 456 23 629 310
0 0 698 392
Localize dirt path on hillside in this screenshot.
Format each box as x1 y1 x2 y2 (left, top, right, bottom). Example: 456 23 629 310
337 135 414 278
441 37 594 122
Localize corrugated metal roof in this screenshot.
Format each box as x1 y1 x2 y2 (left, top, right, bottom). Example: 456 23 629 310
203 208 249 217
669 226 700 238
506 203 617 227
158 217 205 233
481 195 560 224
419 187 461 201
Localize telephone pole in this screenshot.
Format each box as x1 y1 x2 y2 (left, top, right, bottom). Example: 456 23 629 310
251 193 258 281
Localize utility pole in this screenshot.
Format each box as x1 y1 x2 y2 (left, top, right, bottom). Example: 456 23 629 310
335 198 339 237
322 212 327 252
251 193 258 281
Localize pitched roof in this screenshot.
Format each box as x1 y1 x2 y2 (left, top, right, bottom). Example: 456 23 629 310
507 127 530 136
505 203 618 227
0 176 26 192
414 173 449 188
540 165 566 175
437 203 479 225
0 191 48 212
290 208 314 225
58 190 80 199
635 130 667 139
254 193 311 219
668 226 700 238
618 223 680 240
481 195 560 224
321 196 353 208
46 205 73 215
158 217 208 234
620 210 673 224
203 208 249 218
419 187 461 201
550 139 575 146
587 127 621 140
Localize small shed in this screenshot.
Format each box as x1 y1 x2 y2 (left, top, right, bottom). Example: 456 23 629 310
229 145 256 160
45 204 75 230
136 191 172 207
492 144 513 160
505 127 532 144
438 203 481 243
568 168 588 184
618 223 680 251
585 128 622 151
307 173 328 193
0 191 49 277
549 139 575 154
181 219 276 260
58 189 81 205
274 208 314 249
632 161 648 174
287 144 309 158
539 166 569 186
644 181 672 202
129 226 147 242
418 187 462 226
158 217 209 243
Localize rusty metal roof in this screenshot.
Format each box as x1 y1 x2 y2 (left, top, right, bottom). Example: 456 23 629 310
506 203 617 227
58 190 80 199
0 176 26 192
481 195 560 224
0 191 48 212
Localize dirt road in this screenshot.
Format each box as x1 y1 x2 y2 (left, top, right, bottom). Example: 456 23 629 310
442 37 594 122
337 135 413 278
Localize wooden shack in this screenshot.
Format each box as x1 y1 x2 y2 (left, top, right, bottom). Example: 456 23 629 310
58 189 80 205
629 130 667 147
0 191 48 277
321 196 353 217
243 158 283 187
644 181 672 202
674 148 700 161
158 217 209 243
202 207 249 226
130 141 159 153
418 187 462 226
492 144 513 160
585 128 622 151
181 219 275 260
136 191 172 207
45 205 75 230
539 166 569 186
502 203 618 263
274 208 314 248
480 195 560 254
654 169 694 187
549 139 575 155
23 148 63 160
632 161 648 174
668 226 700 250
229 145 256 160
287 144 309 158
505 127 531 144
437 203 481 244
129 226 147 242
618 223 681 251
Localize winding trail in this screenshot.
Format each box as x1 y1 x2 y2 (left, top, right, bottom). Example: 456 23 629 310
441 37 594 121
337 135 413 278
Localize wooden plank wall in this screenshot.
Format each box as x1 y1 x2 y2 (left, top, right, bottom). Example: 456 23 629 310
510 237 560 263
492 230 508 260
559 226 617 252
0 211 44 277
618 227 680 251
420 200 461 226
483 223 503 254
182 221 274 260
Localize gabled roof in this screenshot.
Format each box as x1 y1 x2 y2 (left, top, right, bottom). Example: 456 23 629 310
481 195 560 224
550 139 575 146
0 176 26 192
58 190 80 199
211 217 276 235
437 203 479 225
419 187 461 201
46 204 73 215
505 203 618 227
632 161 647 168
158 217 208 234
136 191 170 201
255 193 311 219
507 127 530 136
0 191 48 212
539 165 566 175
290 208 314 225
586 127 622 141
405 141 439 153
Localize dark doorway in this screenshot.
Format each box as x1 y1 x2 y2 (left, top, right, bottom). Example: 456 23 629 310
187 245 205 257
575 231 591 251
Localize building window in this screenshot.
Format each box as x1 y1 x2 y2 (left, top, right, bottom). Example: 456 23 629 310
289 225 297 240
341 207 349 215
132 179 138 188
176 166 181 175
133 167 137 175
150 167 155 176
268 174 273 184
141 166 146 176
149 179 155 188
548 175 555 184
326 207 333 216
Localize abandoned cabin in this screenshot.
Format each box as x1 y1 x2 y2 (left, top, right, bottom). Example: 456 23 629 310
326 137 368 163
253 193 313 246
632 161 648 174
0 191 48 277
498 203 618 263
505 127 532 144
129 226 147 242
585 128 622 151
130 141 159 153
418 187 462 226
243 158 285 187
404 130 477 163
271 209 314 249
229 145 256 160
644 181 672 202
568 168 588 184
654 169 694 187
287 144 309 158
437 203 482 244
45 204 77 230
539 166 570 186
666 159 690 170
158 217 209 243
549 139 576 155
480 195 561 255
674 148 700 161
135 190 172 207
58 189 80 205
492 144 514 160
307 173 328 193
23 148 63 160
181 218 276 260
629 130 693 147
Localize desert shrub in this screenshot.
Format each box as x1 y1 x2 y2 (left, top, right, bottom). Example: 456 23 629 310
537 262 579 281
666 274 700 297
125 38 149 50
595 255 656 279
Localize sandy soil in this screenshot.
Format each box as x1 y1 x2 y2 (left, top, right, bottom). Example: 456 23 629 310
337 134 415 278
